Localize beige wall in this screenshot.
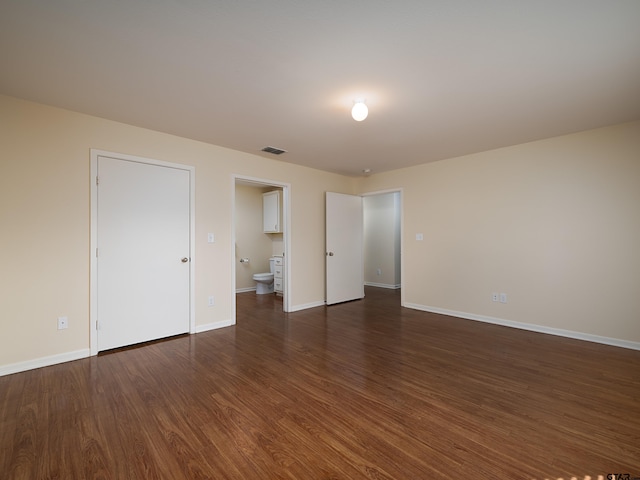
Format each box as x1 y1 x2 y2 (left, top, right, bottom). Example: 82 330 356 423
234 185 275 291
1 93 639 372
358 121 640 344
0 95 355 369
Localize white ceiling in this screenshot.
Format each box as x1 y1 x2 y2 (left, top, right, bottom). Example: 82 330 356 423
1 1 639 176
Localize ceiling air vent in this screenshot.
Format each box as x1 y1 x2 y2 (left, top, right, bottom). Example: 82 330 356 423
261 146 287 155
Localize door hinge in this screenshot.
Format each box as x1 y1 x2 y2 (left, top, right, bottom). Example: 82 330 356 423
96 248 98 257
96 176 99 186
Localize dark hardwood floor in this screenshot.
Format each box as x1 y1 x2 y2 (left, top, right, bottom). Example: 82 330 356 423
1 287 639 479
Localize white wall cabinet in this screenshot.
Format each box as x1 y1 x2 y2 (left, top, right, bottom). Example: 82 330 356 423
263 190 281 233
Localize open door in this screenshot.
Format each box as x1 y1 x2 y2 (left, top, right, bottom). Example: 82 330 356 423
326 192 364 305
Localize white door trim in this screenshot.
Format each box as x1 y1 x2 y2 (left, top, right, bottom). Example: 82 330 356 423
231 174 292 318
90 149 196 356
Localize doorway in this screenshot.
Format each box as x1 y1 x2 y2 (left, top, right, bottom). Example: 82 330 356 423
232 175 291 316
363 191 402 291
361 189 403 308
324 189 403 306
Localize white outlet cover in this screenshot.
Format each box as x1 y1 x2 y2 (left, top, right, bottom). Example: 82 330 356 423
416 233 424 241
208 296 215 306
57 316 68 329
207 233 215 243
499 293 508 303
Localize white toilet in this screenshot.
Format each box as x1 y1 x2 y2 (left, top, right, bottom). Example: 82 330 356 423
252 257 276 294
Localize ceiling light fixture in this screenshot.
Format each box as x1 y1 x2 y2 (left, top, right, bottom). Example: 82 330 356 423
351 100 368 122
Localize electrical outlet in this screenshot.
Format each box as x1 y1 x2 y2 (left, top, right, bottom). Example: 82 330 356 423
207 232 215 243
208 296 215 307
492 293 499 302
499 293 507 304
376 268 382 276
57 316 68 330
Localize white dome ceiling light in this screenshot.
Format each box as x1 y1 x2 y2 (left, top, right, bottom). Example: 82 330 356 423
351 100 368 121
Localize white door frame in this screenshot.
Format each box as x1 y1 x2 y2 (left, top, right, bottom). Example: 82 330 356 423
90 149 196 356
232 174 292 318
361 188 404 307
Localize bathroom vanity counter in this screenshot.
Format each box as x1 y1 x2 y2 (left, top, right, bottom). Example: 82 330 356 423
273 256 284 294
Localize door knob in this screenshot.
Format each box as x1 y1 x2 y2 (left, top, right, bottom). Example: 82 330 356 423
326 252 334 256
181 257 189 263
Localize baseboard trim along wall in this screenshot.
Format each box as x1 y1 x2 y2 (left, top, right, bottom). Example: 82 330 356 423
365 282 401 289
289 300 326 312
0 349 91 377
404 303 640 351
236 287 257 293
7 304 635 377
1 320 237 376
195 319 235 333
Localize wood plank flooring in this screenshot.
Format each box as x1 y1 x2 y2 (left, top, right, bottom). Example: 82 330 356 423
1 287 639 479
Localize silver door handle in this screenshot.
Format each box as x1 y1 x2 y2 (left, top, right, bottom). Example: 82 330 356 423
181 257 189 263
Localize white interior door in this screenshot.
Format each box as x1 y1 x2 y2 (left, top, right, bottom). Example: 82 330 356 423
96 156 191 351
326 192 364 305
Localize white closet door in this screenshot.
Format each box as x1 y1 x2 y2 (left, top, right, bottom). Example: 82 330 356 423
96 156 191 351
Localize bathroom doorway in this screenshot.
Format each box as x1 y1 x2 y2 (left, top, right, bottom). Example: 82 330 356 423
233 175 291 315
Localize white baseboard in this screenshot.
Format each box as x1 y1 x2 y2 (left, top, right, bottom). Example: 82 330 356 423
236 287 257 293
1 319 236 376
404 303 640 351
0 349 91 377
365 282 401 289
288 300 326 312
195 319 235 333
